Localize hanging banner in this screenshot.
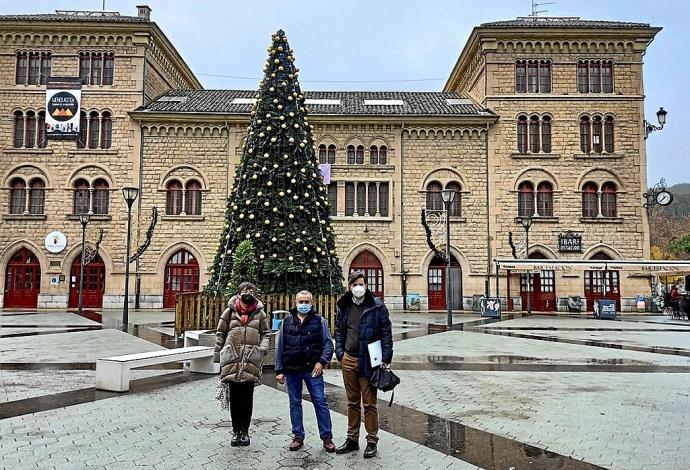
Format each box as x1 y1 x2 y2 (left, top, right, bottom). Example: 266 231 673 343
45 77 82 139
318 163 331 184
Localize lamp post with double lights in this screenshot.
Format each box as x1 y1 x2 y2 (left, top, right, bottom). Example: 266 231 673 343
77 213 91 316
520 216 533 316
122 186 139 330
644 107 668 139
441 188 457 327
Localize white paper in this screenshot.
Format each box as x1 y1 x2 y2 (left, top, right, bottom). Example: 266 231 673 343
367 340 383 368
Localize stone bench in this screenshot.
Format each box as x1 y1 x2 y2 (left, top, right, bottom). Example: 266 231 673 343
95 346 216 392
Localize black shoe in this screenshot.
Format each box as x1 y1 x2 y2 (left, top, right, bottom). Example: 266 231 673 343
335 439 359 454
231 432 241 447
363 442 377 458
239 432 250 446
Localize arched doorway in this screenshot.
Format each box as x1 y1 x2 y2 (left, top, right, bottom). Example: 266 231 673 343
69 254 105 308
163 249 200 308
520 251 556 312
350 250 384 299
4 248 41 308
584 251 621 311
427 254 462 310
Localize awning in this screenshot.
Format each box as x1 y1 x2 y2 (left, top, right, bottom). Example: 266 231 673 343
495 258 690 274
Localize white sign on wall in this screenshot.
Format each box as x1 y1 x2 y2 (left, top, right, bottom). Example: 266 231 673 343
45 231 67 253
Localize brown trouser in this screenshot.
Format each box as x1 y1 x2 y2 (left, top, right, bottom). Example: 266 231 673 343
341 352 378 443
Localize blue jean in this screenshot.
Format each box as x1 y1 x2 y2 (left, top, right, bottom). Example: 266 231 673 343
285 371 333 440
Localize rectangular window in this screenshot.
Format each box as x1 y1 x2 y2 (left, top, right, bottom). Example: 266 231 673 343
527 62 539 93
517 119 527 154
518 191 534 218
37 113 46 148
16 52 28 84
367 182 377 216
74 190 90 214
103 53 114 85
541 119 551 153
601 62 613 93
10 189 25 214
539 62 551 93
25 115 36 149
378 182 389 217
345 182 355 216
14 115 24 148
577 62 588 93
582 192 598 218
601 192 617 218
93 190 109 215
356 182 366 216
30 189 44 214
327 183 337 216
589 62 601 93
515 62 526 93
28 53 40 85
40 54 51 85
79 54 90 83
91 54 102 85
592 119 603 153
604 118 614 153
166 190 182 215
529 118 540 153
580 120 591 153
537 190 553 217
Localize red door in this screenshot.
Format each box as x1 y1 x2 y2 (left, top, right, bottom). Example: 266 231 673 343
163 250 200 308
520 271 556 312
4 248 41 308
427 255 461 310
350 250 384 300
69 254 105 308
585 270 621 311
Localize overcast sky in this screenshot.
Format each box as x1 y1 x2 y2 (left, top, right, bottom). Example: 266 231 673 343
8 0 690 186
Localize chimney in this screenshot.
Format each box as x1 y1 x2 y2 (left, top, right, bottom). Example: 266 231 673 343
137 5 151 21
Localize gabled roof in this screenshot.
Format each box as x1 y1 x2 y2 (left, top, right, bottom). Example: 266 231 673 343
480 17 651 29
137 89 495 117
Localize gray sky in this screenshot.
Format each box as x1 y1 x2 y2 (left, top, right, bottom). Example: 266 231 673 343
9 0 690 186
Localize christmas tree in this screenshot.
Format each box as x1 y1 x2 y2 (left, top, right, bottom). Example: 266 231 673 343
227 240 257 295
206 29 343 296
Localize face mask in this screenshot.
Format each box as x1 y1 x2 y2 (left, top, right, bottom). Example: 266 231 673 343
240 293 254 304
351 285 366 299
297 303 311 314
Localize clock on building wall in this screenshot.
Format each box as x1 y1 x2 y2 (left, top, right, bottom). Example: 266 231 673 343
656 190 673 206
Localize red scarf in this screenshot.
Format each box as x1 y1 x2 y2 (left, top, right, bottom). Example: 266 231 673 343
235 297 257 325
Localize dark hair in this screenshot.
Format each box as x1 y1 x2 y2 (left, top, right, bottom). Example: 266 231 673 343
348 271 365 286
238 282 256 294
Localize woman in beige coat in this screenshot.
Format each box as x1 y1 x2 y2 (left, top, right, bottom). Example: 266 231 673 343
214 282 269 447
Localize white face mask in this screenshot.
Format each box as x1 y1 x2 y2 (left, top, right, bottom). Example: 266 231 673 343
351 285 366 298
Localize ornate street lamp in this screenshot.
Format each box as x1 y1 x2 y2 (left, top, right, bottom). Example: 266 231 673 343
122 186 139 330
644 107 668 139
520 216 533 316
77 213 91 316
441 188 457 327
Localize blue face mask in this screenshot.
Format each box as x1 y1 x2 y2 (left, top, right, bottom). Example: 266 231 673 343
297 303 311 314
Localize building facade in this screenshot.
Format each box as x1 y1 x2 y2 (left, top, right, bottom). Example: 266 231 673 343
0 9 660 311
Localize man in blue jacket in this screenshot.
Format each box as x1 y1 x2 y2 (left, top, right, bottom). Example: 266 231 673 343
334 271 393 458
275 290 335 452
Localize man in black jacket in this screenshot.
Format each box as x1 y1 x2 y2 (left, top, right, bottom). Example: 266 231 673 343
334 271 393 458
275 290 336 452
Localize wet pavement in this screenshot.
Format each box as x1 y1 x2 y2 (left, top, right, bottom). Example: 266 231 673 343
1 308 689 469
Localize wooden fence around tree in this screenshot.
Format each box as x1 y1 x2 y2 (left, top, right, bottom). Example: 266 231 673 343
175 292 339 336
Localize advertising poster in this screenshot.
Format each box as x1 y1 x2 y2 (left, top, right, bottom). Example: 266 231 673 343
45 77 82 139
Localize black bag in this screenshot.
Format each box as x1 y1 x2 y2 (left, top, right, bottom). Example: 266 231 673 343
369 366 400 407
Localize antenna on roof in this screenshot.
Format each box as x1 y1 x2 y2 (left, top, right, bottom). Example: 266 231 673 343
530 0 554 16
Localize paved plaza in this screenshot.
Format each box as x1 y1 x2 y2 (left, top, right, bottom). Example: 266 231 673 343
1 309 690 469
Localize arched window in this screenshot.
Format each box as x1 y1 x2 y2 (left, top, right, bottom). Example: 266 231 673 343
37 111 46 148
356 182 366 215
347 145 355 164
29 179 45 215
426 181 443 212
318 144 327 164
185 180 202 215
356 145 364 164
88 112 100 149
9 178 26 214
517 115 528 154
327 144 336 164
518 181 535 217
25 111 36 148
582 182 598 218
536 182 553 217
604 116 614 153
350 250 384 299
73 178 90 214
601 182 617 218
77 111 87 148
580 116 591 153
166 180 183 215
379 145 387 164
529 115 540 153
369 146 379 165
445 182 462 217
592 116 603 153
92 179 109 215
13 111 24 148
100 111 112 149
541 116 551 153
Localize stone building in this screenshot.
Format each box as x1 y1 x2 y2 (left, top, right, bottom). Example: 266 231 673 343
0 8 661 311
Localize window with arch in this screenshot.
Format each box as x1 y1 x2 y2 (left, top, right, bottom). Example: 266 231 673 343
318 144 336 164
166 180 183 215
517 116 528 153
445 182 462 217
347 145 355 164
356 145 364 164
518 181 535 217
73 178 110 215
16 51 51 85
73 179 90 214
541 116 551 153
580 115 614 154
13 110 48 149
9 178 26 214
536 182 553 217
529 115 540 153
29 179 45 214
517 115 551 154
581 182 599 218
601 182 617 218
516 59 551 93
578 60 613 93
79 52 114 85
77 110 113 149
425 181 443 212
92 179 110 215
370 145 388 164
185 180 202 215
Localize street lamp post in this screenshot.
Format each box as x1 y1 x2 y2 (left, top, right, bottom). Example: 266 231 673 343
644 107 668 139
441 188 457 327
122 186 139 330
77 213 91 316
520 216 533 315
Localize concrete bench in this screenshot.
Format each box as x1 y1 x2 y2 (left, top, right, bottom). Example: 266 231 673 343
96 346 216 392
